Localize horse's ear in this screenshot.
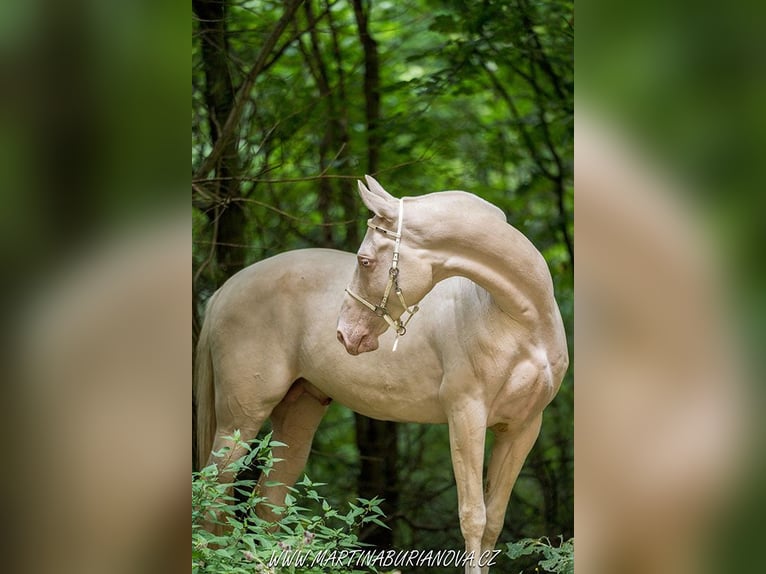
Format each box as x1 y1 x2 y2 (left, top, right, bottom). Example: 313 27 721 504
364 175 395 201
358 177 397 220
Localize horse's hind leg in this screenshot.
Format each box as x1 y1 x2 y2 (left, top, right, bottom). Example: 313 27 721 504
481 414 543 573
256 379 330 521
202 422 271 535
201 358 293 532
206 377 287 485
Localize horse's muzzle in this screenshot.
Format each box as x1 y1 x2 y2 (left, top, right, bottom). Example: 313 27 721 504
336 328 379 355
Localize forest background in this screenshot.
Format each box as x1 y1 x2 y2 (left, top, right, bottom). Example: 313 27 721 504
192 0 573 560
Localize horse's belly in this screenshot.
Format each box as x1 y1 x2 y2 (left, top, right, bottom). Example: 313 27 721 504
336 391 448 424
302 357 447 424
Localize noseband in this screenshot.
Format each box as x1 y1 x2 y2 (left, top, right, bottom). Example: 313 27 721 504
345 198 420 351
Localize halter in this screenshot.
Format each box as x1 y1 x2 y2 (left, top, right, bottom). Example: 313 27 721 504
345 198 420 352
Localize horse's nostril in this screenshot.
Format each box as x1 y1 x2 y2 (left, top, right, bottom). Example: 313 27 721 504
336 330 345 346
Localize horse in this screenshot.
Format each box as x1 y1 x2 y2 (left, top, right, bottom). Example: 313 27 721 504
195 176 568 574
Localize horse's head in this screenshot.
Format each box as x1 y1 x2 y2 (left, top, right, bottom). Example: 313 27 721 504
336 176 435 355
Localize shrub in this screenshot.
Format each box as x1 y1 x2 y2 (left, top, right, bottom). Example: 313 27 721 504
505 536 574 574
192 431 387 573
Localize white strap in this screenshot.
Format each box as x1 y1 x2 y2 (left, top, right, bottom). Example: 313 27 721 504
346 198 419 352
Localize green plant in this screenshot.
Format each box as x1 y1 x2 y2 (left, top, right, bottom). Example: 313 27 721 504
505 536 574 574
192 432 387 573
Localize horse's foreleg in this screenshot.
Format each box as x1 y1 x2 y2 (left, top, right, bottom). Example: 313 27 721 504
446 400 488 574
255 381 329 522
481 414 543 573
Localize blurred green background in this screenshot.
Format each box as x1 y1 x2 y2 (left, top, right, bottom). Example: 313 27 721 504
3 0 763 571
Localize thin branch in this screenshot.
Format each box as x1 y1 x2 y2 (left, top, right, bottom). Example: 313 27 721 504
193 203 221 286
194 173 362 186
476 57 556 181
516 0 568 103
194 0 305 180
554 178 574 264
193 151 435 188
232 196 355 226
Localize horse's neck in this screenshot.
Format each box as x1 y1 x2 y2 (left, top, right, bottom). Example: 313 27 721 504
433 214 556 331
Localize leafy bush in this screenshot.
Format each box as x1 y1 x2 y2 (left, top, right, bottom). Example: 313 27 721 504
192 431 387 573
505 536 574 574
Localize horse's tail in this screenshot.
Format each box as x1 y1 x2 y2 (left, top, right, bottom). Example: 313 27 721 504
195 293 217 470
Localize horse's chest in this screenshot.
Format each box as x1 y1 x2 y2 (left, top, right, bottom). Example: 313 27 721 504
461 327 520 386
460 328 554 427
486 350 556 428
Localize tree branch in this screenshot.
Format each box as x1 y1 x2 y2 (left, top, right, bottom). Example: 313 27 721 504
193 0 305 180
477 57 556 181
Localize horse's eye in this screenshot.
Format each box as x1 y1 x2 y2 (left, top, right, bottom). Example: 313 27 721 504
359 257 371 268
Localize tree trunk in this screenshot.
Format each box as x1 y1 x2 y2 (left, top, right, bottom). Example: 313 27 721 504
351 0 397 548
193 0 247 280
355 412 398 546
352 0 381 174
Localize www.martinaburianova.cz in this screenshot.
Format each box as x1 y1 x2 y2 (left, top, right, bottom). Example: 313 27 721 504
266 547 502 569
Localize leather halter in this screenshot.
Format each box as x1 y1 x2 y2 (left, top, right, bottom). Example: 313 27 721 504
345 198 420 351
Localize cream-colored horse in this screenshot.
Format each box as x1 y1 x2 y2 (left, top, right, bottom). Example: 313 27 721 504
196 176 568 574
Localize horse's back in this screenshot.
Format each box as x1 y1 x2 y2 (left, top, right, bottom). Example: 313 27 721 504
212 248 351 300
203 249 354 388
207 249 352 324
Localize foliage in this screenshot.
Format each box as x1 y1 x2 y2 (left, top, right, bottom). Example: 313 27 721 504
192 432 387 573
505 536 574 574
